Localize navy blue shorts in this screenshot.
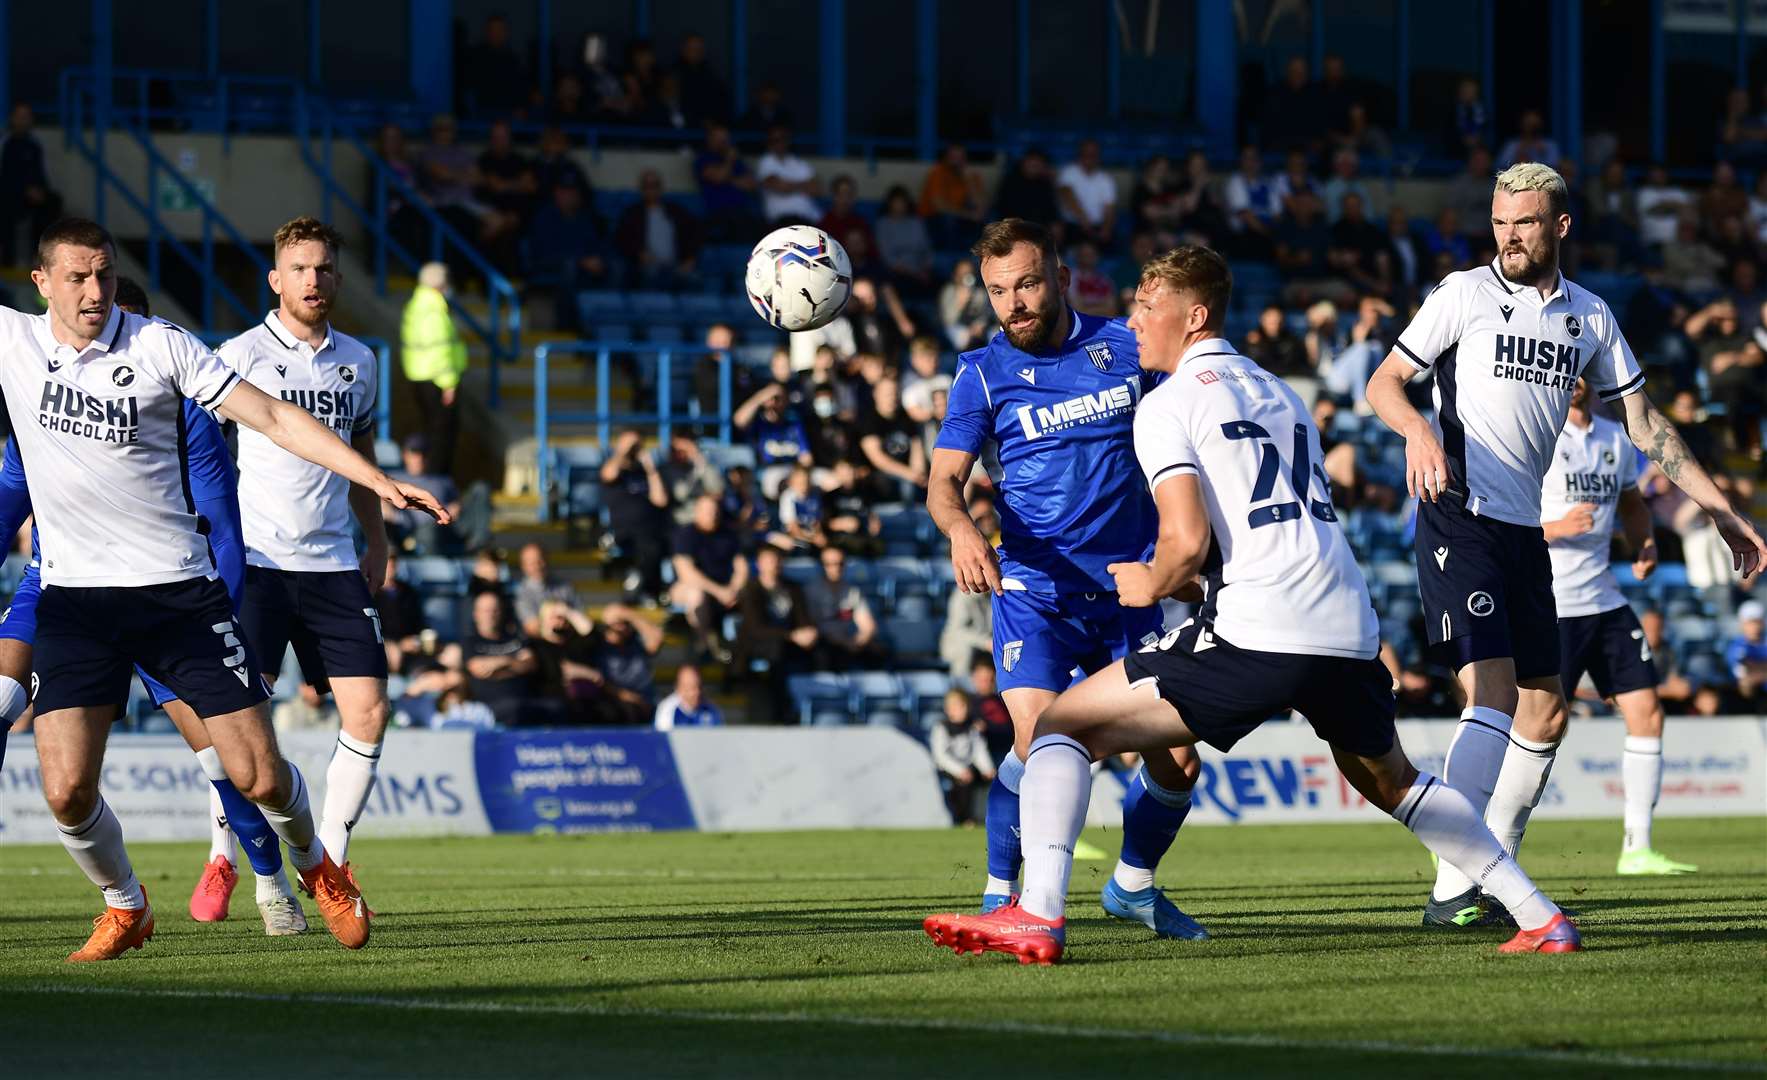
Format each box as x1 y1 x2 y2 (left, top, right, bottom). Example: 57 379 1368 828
3 559 188 709
32 577 269 718
1121 620 1398 758
1560 605 1658 700
992 589 1166 694
1414 497 1560 681
242 567 388 693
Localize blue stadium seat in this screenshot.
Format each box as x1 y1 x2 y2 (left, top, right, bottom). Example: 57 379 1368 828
788 672 853 725
402 556 466 590
628 291 682 320
780 557 819 586
886 616 941 661
421 594 465 642
852 671 907 728
374 438 401 470
899 670 952 731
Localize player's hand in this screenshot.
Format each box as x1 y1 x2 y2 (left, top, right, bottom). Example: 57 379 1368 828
1631 536 1659 581
949 525 1002 596
1172 577 1205 603
381 479 454 525
361 540 389 593
1403 428 1451 503
1107 561 1160 607
1714 508 1767 585
1560 503 1599 537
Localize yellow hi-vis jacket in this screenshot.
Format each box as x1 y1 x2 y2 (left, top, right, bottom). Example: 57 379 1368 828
400 284 467 391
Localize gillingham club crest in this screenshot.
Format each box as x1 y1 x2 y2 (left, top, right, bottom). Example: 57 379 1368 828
1002 640 1023 672
1085 341 1113 371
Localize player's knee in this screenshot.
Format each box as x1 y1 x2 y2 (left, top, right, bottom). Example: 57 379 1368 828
43 775 99 822
232 760 282 805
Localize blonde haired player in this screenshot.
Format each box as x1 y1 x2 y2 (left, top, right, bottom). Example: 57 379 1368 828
1366 163 1764 926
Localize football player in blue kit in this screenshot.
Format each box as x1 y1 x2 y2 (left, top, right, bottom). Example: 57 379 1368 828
0 279 307 936
926 219 1206 939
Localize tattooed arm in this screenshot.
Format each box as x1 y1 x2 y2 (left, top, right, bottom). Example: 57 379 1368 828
1619 390 1766 583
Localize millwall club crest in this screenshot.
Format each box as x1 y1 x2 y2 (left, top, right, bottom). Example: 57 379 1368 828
1002 639 1023 673
1085 341 1113 371
1564 313 1582 339
338 366 357 384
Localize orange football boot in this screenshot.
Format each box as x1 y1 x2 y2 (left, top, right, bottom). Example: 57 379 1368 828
339 861 376 920
67 888 155 963
298 854 371 949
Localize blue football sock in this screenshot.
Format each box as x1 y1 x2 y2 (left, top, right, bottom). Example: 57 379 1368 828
1118 764 1192 872
211 778 284 878
985 752 1025 883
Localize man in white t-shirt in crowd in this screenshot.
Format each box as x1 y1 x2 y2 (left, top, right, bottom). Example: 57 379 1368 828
756 126 821 225
1365 163 1763 928
1542 378 1696 876
653 664 722 729
2 218 447 961
1056 139 1117 249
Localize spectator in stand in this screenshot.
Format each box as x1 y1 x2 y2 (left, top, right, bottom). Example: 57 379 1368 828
736 81 795 140
1702 160 1751 231
373 549 431 676
719 464 769 550
1445 77 1489 156
992 149 1061 228
919 143 987 248
1321 147 1378 223
418 114 499 247
819 175 873 256
1424 207 1473 269
1497 107 1560 167
938 259 993 351
818 460 884 555
1173 149 1230 247
599 429 671 604
1066 240 1117 316
1444 145 1496 241
672 494 749 663
692 324 754 422
662 434 725 523
1313 54 1356 145
1322 295 1395 410
733 545 818 714
1273 149 1316 218
547 72 593 126
1638 608 1695 714
531 126 590 197
756 126 821 224
374 123 427 257
1 104 63 267
901 336 952 422
844 276 915 362
1113 231 1158 312
654 664 722 728
575 33 629 119
585 603 664 724
1384 205 1421 300
525 175 610 332
461 14 531 116
968 656 1013 762
528 601 602 724
468 548 508 598
1056 138 1118 249
1714 302 1767 456
475 118 538 233
513 542 580 638
615 169 702 290
634 71 689 135
385 433 468 554
803 545 885 669
1273 189 1347 304
1129 155 1184 248
1242 303 1309 379
1328 192 1392 298
694 123 759 242
673 32 729 128
773 464 825 550
1663 214 1726 298
1262 56 1319 154
461 591 539 727
1586 157 1640 269
1726 599 1767 704
733 382 813 497
1224 144 1280 258
939 565 993 679
1636 164 1692 248
876 185 936 295
621 39 663 118
931 689 995 824
401 269 466 475
859 377 928 498
1719 86 1767 166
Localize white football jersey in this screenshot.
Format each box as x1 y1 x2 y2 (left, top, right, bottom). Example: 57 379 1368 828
1394 259 1644 527
1132 339 1379 659
0 306 241 587
1541 412 1639 618
221 314 378 572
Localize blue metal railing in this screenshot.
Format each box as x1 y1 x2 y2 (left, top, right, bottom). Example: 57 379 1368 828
291 87 521 407
533 342 734 523
59 78 270 330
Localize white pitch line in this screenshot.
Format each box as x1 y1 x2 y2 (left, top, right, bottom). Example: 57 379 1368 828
13 984 1762 1075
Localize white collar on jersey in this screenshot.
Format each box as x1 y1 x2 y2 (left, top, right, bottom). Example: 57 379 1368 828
32 304 124 357
1487 257 1565 304
262 310 334 354
1176 336 1237 369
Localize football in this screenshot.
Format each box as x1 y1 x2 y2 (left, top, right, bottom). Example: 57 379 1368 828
744 225 852 332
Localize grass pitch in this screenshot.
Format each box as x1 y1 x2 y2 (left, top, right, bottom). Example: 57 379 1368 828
1 817 1762 1079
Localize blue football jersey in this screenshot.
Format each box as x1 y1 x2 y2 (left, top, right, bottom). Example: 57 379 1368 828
0 400 244 604
934 310 1157 593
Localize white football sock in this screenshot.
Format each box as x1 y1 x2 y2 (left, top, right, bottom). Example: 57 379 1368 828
1112 862 1155 892
195 748 237 864
1484 731 1558 857
1430 706 1513 901
320 731 382 864
253 762 325 874
1018 735 1092 922
56 797 146 910
1622 735 1663 853
983 875 1018 896
996 750 1025 794
1395 773 1558 930
256 869 295 904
